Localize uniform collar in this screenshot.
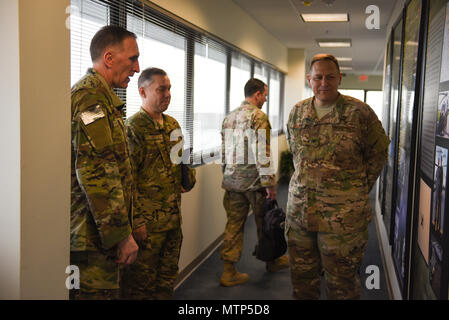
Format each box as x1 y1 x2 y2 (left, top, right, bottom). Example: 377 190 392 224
242 100 259 109
304 93 345 125
139 107 166 131
88 68 125 110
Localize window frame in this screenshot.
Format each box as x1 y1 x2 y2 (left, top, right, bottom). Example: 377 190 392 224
70 0 286 167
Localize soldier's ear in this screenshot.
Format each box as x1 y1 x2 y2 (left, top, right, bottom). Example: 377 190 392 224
104 50 114 68
138 86 146 98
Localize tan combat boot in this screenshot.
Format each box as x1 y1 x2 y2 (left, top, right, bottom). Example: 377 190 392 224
266 255 290 272
220 261 249 287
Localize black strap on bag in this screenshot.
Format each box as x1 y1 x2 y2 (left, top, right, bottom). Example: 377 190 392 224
253 199 287 262
181 148 195 191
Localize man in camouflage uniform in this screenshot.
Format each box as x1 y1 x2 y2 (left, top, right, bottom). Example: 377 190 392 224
286 54 389 299
220 78 289 287
71 26 146 300
122 68 195 300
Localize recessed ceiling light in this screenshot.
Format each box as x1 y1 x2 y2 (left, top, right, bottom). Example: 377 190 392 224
336 57 353 62
301 13 349 22
340 66 353 71
317 39 352 47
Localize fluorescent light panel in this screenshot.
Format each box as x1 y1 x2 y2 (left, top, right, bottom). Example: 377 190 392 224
336 57 352 62
340 66 353 71
301 13 349 22
317 39 352 47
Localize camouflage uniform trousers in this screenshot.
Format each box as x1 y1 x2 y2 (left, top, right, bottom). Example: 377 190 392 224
221 189 266 263
69 250 121 300
287 225 368 300
121 226 183 300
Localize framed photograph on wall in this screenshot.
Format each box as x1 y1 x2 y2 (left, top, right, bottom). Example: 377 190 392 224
429 146 448 298
436 91 449 138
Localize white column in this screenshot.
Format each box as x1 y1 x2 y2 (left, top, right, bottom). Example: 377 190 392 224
284 48 306 130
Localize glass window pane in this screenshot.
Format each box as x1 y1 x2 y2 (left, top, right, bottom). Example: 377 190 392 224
254 63 268 113
230 53 251 111
194 42 226 153
339 89 365 102
366 90 384 120
70 0 109 87
126 15 187 142
269 70 280 131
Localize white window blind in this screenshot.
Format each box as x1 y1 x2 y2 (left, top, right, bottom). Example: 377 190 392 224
193 41 226 154
254 63 269 114
269 70 281 132
70 0 109 87
230 52 251 111
125 14 187 130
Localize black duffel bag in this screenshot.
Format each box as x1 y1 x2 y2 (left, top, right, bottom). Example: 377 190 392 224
253 199 287 262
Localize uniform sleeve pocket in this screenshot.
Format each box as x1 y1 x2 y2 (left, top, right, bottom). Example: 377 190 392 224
80 116 113 151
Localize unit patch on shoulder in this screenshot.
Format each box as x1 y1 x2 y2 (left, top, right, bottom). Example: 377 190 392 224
80 105 105 125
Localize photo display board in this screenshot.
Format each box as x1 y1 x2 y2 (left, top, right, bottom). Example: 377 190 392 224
414 0 449 299
392 0 423 296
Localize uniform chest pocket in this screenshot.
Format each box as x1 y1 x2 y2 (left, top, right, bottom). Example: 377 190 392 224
289 125 323 161
331 124 361 165
144 134 164 162
290 124 321 145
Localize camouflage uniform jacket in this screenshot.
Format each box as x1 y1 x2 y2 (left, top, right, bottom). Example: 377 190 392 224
221 100 276 192
71 68 143 252
126 109 193 232
286 94 389 233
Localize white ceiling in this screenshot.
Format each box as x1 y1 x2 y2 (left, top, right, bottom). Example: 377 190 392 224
232 0 398 75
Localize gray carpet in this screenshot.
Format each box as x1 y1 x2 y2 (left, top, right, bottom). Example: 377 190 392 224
174 183 389 300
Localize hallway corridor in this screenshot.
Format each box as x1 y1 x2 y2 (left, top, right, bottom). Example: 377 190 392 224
174 183 389 300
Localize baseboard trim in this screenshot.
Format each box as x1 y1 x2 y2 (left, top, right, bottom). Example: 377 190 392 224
174 233 224 290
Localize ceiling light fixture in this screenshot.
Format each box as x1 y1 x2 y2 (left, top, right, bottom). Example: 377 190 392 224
301 13 349 22
336 57 353 62
340 66 353 71
317 39 352 47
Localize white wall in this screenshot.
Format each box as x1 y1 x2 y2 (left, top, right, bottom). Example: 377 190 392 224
179 164 226 271
149 0 288 71
0 0 21 300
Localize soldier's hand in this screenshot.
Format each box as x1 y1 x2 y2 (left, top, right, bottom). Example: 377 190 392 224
133 225 147 242
116 234 139 265
181 186 187 193
266 186 277 200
